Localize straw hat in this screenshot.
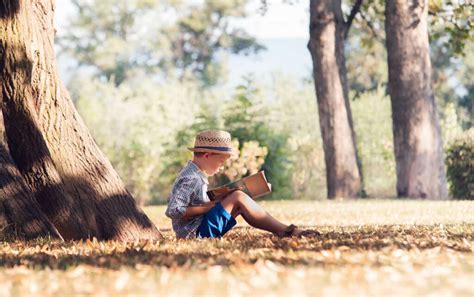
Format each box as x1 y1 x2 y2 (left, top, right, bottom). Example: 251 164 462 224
188 130 237 156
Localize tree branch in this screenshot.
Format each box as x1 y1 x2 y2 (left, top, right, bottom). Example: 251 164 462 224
344 0 363 39
359 9 385 44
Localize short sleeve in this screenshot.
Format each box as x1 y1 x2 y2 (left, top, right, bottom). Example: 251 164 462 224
165 176 199 219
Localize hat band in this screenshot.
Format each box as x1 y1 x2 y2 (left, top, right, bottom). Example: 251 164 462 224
194 146 232 152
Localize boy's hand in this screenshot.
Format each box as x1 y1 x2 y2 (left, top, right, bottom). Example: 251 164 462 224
203 200 218 207
182 201 217 220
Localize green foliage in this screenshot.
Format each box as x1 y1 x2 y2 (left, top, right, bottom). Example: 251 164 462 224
73 70 418 203
429 0 473 57
165 0 265 85
351 86 396 197
159 76 325 201
73 71 468 203
72 76 201 204
61 0 472 203
445 129 474 199
344 0 386 96
346 0 473 57
344 0 473 126
346 34 387 97
163 79 293 200
58 0 263 86
265 75 326 200
440 102 464 148
448 42 474 129
222 80 293 199
430 38 473 131
58 0 161 85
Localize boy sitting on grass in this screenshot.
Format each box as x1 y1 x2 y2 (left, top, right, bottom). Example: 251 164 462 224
165 130 312 239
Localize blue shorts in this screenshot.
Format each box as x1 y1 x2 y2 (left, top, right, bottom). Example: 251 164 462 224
197 203 237 238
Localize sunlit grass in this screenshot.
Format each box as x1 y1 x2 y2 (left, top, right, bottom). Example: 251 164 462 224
147 199 474 229
0 200 472 296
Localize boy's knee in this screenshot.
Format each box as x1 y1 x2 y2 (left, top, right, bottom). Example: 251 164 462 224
227 190 248 201
237 190 251 197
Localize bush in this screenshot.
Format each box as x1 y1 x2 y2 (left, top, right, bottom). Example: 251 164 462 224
222 82 293 199
445 129 474 199
164 79 293 200
266 75 326 199
352 86 396 197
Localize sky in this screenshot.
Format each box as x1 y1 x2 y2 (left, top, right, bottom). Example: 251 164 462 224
54 0 312 88
55 0 309 39
228 0 312 86
236 0 309 39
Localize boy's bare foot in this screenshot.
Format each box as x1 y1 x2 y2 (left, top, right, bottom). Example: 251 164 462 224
278 224 321 238
293 228 321 237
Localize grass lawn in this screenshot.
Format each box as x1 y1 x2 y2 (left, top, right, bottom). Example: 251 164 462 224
1 200 473 296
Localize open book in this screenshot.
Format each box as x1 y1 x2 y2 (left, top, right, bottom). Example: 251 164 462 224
207 171 272 201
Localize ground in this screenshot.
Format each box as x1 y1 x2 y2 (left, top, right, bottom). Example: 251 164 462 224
0 200 473 296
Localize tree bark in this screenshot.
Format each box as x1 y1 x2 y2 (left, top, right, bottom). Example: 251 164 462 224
385 0 448 199
308 0 362 198
0 0 162 240
0 113 61 240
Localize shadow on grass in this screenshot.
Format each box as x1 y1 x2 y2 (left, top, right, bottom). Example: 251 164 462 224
0 224 471 270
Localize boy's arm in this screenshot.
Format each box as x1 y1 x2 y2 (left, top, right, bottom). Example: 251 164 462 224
166 176 223 220
182 200 218 220
166 177 199 219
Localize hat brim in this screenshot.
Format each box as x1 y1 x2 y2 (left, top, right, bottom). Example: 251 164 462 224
188 147 237 156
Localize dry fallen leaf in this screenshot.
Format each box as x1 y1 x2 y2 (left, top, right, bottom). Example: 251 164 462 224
0 201 472 296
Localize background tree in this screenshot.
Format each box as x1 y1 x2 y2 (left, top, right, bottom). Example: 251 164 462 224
0 0 161 240
58 0 264 87
345 0 471 198
49 0 471 203
164 0 264 86
428 1 473 129
308 0 364 198
385 0 448 199
346 0 473 127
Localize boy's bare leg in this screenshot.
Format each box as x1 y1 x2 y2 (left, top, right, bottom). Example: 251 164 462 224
219 190 289 234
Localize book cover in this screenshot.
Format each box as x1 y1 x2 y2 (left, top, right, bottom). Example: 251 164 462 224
207 171 272 201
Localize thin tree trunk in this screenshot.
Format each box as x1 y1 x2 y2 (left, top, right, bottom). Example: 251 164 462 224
308 0 362 198
385 0 448 199
0 0 162 240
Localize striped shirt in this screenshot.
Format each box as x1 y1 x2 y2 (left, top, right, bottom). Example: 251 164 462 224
165 161 210 238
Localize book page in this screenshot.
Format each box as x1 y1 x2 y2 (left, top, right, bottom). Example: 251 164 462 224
207 171 272 200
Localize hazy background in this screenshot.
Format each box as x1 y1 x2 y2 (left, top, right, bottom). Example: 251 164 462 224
53 0 472 204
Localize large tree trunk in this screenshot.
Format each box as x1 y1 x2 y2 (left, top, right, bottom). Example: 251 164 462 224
0 113 61 240
308 0 362 198
385 0 448 199
0 0 162 240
